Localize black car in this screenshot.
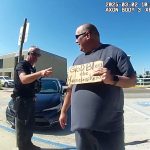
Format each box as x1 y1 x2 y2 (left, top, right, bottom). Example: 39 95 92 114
6 78 67 129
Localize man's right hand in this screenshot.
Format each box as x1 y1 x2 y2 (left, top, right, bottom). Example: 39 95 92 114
59 112 67 129
41 67 53 77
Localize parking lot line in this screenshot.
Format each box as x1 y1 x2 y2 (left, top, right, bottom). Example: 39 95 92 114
0 124 76 149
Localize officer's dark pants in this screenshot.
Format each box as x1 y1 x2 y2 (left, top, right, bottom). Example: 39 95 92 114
75 129 125 150
15 97 35 149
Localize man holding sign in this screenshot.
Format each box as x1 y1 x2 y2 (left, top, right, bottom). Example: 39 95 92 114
59 24 136 150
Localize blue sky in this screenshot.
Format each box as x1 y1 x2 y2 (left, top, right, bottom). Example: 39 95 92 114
0 0 150 75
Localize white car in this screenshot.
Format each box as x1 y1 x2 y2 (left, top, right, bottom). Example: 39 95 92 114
0 76 14 87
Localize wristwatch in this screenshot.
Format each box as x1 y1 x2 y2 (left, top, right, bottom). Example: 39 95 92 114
112 75 119 85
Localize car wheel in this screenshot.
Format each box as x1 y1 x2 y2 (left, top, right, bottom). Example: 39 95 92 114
4 82 8 88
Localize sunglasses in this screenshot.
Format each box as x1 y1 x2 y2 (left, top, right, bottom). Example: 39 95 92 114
75 32 86 39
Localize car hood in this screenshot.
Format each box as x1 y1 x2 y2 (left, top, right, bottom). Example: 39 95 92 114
35 93 61 112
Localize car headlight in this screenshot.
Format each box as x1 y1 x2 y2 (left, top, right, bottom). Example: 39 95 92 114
8 103 13 110
7 103 15 113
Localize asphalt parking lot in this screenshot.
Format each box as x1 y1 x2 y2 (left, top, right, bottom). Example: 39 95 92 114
0 87 150 150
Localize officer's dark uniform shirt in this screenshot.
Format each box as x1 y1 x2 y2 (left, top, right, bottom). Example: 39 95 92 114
71 44 136 132
13 60 36 98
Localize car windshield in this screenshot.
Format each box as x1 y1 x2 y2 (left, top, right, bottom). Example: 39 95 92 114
59 80 66 86
4 76 11 80
40 80 59 94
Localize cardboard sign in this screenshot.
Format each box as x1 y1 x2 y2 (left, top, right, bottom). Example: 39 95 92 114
67 60 103 85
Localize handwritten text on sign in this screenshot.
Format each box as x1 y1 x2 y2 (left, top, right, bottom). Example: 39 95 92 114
67 61 103 85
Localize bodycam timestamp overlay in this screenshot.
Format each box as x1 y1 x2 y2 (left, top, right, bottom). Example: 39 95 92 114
105 1 150 13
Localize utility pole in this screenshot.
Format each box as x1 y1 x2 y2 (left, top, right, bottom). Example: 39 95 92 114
18 18 28 62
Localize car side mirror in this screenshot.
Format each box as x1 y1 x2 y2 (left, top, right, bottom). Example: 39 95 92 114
62 85 68 94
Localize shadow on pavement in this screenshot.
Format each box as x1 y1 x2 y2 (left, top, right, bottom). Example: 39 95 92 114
125 139 150 145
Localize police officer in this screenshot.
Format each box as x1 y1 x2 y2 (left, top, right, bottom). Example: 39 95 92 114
12 46 52 150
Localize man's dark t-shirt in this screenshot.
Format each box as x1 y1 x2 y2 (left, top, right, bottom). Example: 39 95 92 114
13 60 36 98
71 44 135 132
